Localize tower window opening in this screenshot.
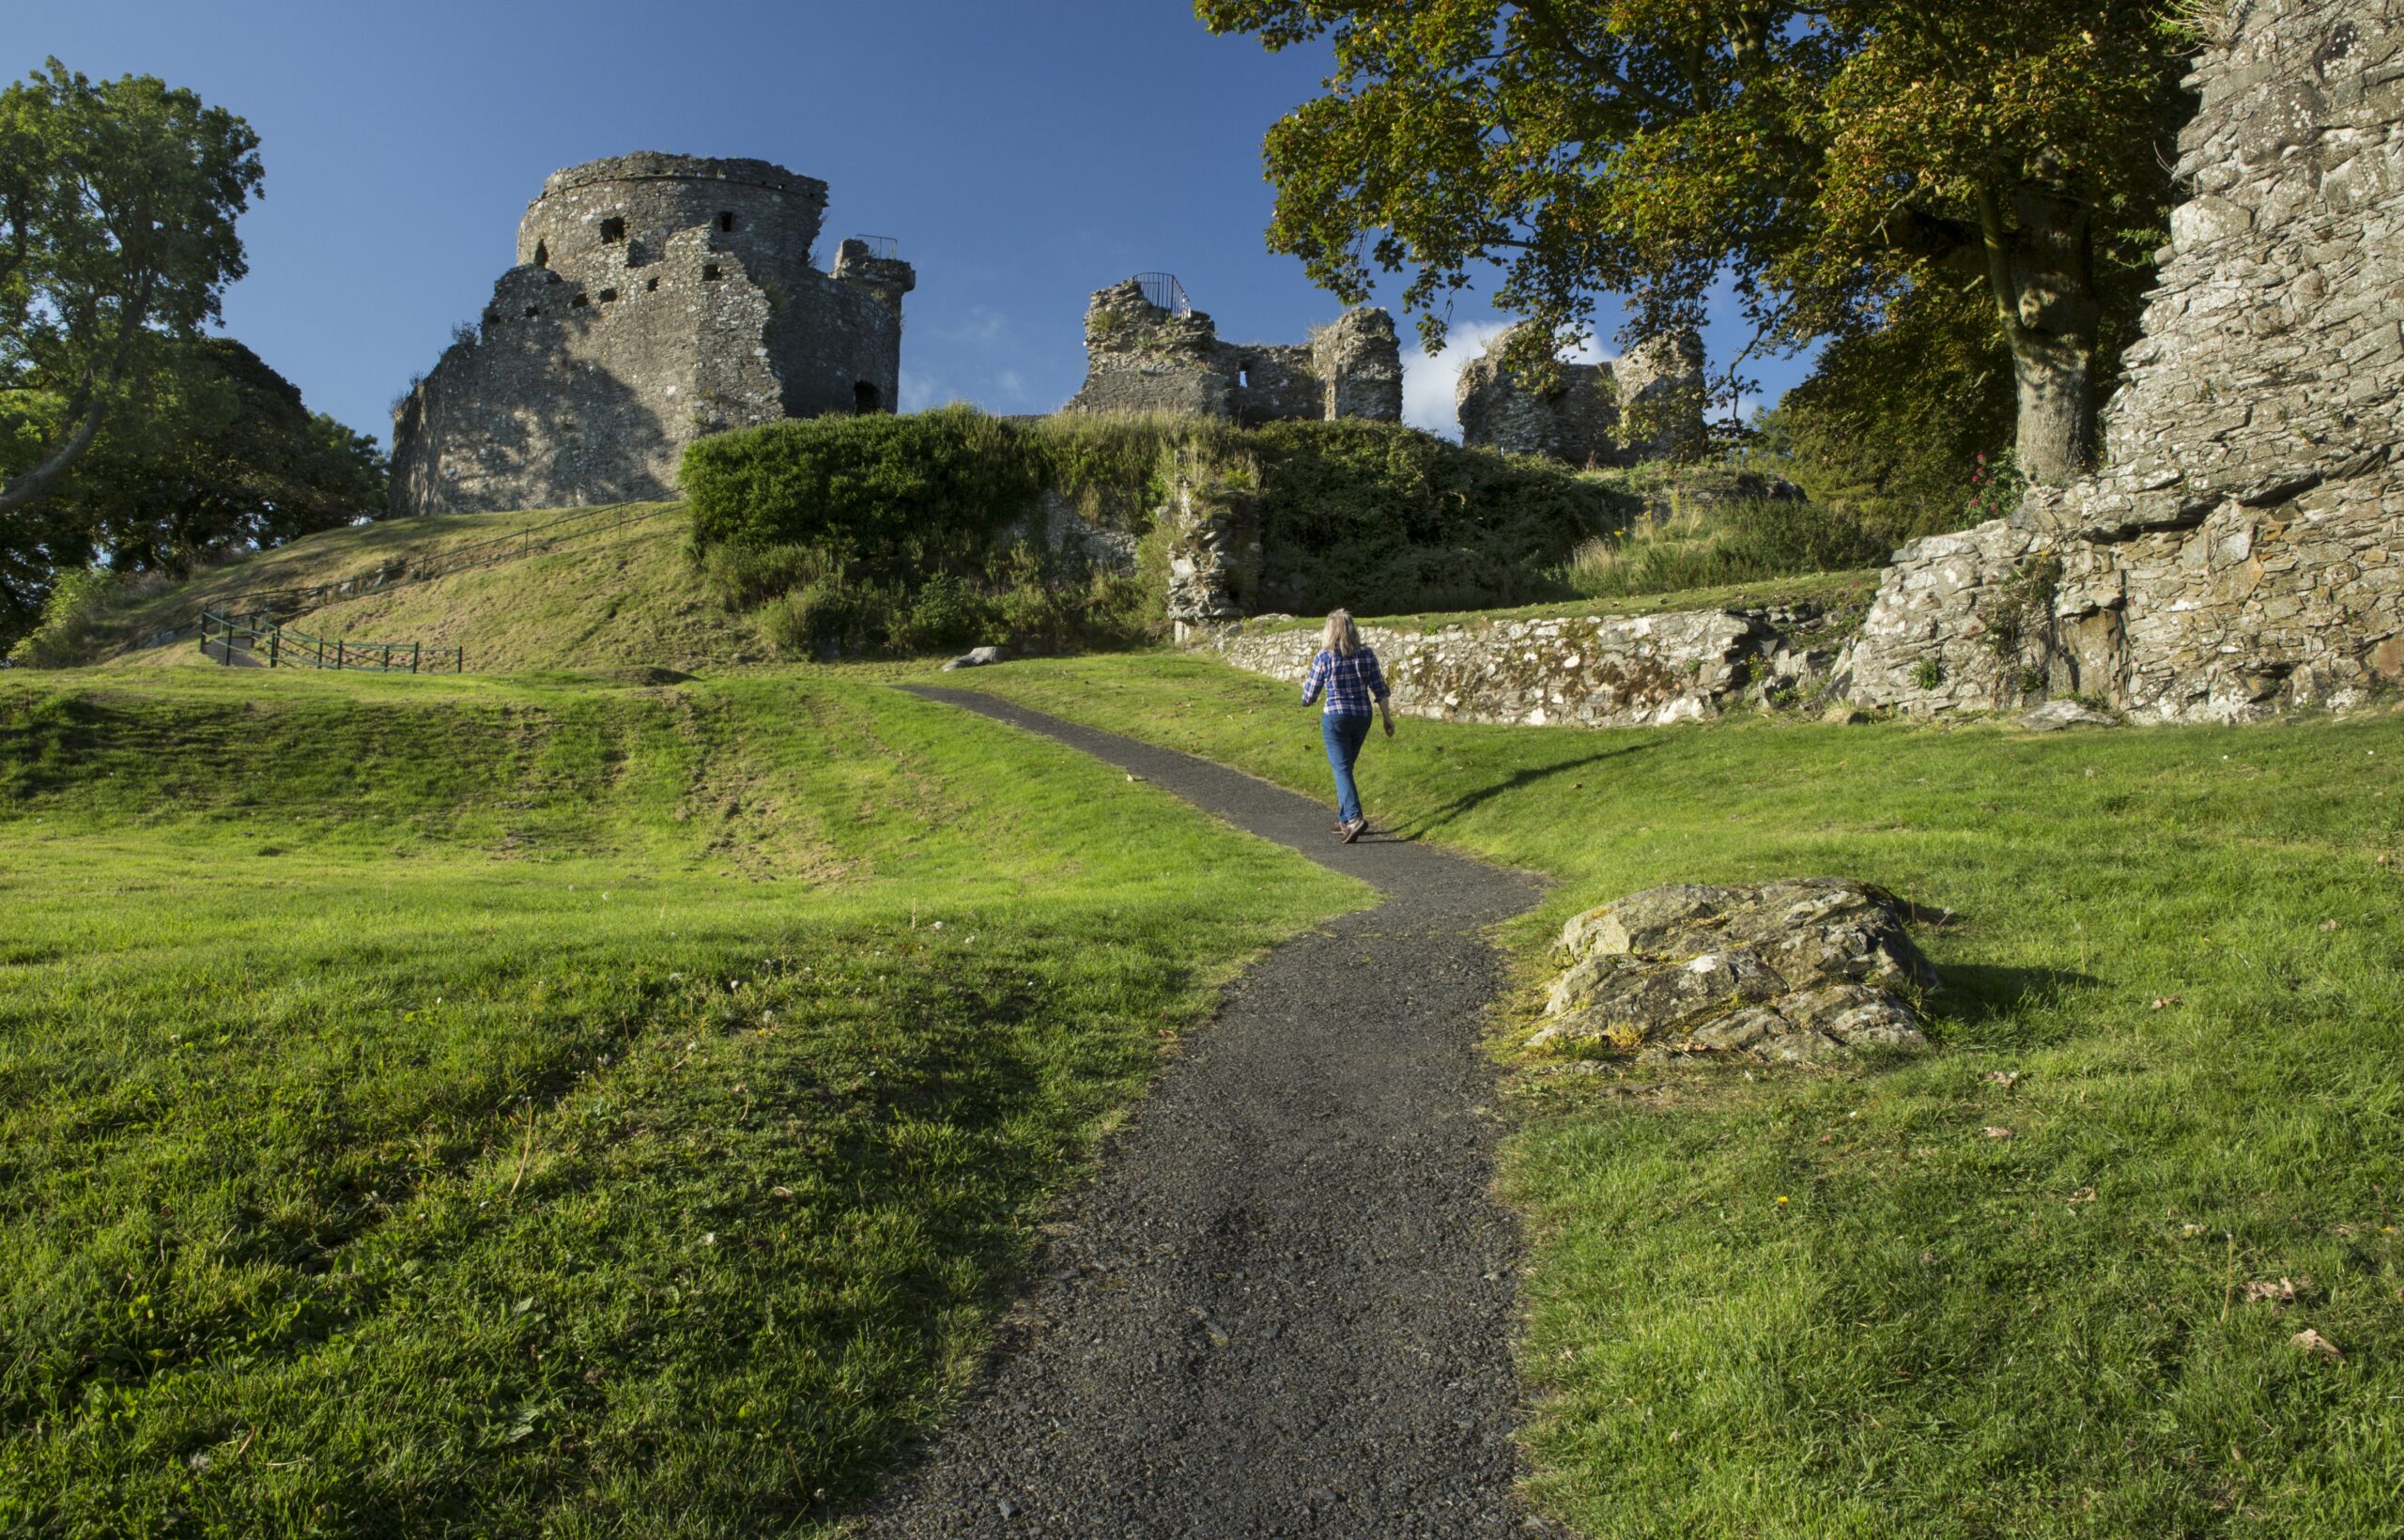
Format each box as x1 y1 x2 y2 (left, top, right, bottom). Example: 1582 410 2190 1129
599 216 625 243
718 211 737 233
854 380 881 414
1238 363 1251 388
701 263 722 282
598 287 618 302
524 304 539 318
571 293 590 308
533 240 548 269
645 277 659 292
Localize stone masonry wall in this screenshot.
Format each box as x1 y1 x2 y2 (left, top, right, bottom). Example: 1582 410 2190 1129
1853 0 2404 720
391 153 911 518
1062 278 1404 424
1455 324 1708 466
1209 603 1856 728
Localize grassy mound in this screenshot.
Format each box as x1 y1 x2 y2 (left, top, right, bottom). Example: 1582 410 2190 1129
918 651 2404 1539
0 666 1362 1534
75 503 764 676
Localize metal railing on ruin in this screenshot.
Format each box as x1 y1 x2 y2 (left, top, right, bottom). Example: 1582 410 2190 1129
1134 271 1193 316
850 235 900 260
198 609 465 675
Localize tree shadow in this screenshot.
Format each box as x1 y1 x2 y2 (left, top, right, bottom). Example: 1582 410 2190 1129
1390 743 1657 837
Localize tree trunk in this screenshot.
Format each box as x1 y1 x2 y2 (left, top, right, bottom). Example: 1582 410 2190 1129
1980 186 2099 485
0 403 106 516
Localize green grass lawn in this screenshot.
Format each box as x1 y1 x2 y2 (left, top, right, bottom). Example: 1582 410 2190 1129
922 651 2404 1538
0 665 1364 1537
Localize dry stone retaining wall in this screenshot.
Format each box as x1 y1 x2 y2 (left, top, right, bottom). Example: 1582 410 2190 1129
1207 602 1856 728
1853 0 2404 721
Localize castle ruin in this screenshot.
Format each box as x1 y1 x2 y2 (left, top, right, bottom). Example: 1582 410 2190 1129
1851 0 2404 722
1454 325 1708 466
1062 276 1404 424
389 153 915 518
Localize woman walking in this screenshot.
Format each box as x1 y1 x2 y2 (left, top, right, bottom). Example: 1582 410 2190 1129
1299 608 1395 843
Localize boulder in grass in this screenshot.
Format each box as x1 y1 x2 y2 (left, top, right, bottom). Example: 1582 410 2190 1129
941 645 1009 671
1531 878 1937 1062
2017 699 2122 732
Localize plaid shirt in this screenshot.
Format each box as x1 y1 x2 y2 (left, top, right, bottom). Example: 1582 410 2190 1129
1300 647 1389 716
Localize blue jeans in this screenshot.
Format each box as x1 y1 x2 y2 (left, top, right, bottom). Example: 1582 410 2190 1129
1321 712 1372 824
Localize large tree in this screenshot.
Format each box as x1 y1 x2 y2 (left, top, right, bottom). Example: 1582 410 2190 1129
0 337 384 648
1196 0 2195 483
0 58 263 515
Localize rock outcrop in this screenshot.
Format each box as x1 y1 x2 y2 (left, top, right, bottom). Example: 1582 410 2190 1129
1529 879 1938 1063
1851 0 2404 721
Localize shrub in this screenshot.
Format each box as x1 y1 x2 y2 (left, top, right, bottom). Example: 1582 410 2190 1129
1561 494 1891 600
7 566 123 669
682 408 1624 653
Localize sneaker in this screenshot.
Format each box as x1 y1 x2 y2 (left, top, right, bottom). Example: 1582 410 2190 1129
1340 818 1365 843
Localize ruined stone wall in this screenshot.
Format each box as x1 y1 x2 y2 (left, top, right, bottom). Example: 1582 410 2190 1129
391 153 911 518
1454 325 1707 467
1062 278 1403 424
1853 0 2404 720
1208 602 1856 728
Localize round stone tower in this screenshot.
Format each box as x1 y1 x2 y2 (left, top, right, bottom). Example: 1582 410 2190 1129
515 152 830 292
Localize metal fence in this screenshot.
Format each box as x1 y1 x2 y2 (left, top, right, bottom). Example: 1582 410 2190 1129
849 234 900 260
199 609 464 674
1133 271 1193 316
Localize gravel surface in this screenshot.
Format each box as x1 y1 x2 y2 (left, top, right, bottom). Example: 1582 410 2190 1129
867 689 1550 1538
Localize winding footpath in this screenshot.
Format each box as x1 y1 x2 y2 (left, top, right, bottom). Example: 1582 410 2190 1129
871 689 1551 1538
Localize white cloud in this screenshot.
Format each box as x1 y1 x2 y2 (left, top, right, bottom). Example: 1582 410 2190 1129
1399 319 1613 439
899 371 941 412
994 369 1026 400
932 306 1009 346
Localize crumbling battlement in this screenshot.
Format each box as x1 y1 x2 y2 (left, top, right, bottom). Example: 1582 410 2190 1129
1852 0 2404 722
1061 277 1403 425
390 153 915 518
1454 325 1707 466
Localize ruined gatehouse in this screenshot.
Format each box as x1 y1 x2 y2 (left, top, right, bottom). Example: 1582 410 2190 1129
389 153 915 518
1062 275 1404 424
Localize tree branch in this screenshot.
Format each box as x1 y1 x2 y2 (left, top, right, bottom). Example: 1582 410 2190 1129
1513 0 1684 116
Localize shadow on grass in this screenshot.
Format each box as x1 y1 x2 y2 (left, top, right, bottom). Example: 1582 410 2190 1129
1396 744 1657 836
1927 962 2105 1047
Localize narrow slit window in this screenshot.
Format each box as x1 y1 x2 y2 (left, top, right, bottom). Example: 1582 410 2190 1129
718 211 737 233
1238 365 1251 388
533 240 548 269
599 216 625 243
645 277 660 292
701 263 722 281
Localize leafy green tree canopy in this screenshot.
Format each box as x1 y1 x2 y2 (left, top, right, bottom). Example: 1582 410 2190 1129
0 337 385 649
1196 0 2194 483
0 58 263 514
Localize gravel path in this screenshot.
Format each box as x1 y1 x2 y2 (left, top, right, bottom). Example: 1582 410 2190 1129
869 688 1549 1538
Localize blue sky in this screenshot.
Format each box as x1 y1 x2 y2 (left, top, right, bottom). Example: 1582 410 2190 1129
33 0 1814 446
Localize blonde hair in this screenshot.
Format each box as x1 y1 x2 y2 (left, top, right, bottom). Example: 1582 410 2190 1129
1321 608 1362 657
